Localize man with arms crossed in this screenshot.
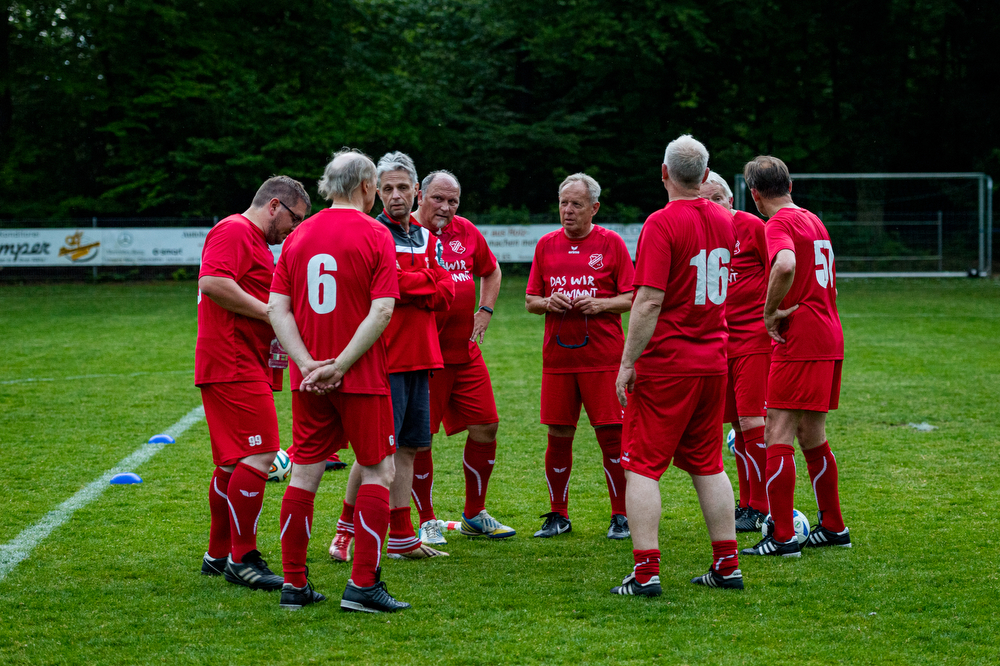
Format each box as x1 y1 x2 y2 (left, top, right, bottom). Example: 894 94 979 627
196 175 309 591
740 155 851 558
329 152 455 563
613 136 742 595
268 149 408 612
408 169 515 544
525 173 633 540
700 172 772 531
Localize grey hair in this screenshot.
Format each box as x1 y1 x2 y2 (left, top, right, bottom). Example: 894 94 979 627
317 148 377 201
422 170 461 195
376 151 418 188
558 173 601 205
705 171 733 200
664 135 709 187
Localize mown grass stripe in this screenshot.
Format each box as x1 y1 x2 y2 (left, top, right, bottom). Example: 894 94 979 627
0 369 192 385
0 405 204 582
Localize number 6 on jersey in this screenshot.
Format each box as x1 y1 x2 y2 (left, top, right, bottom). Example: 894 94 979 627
307 253 337 314
689 248 731 305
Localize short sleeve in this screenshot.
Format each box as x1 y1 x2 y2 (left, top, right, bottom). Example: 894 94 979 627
271 246 290 296
526 238 546 296
371 230 401 300
200 222 251 281
471 226 498 278
764 219 794 264
633 216 671 291
612 233 635 294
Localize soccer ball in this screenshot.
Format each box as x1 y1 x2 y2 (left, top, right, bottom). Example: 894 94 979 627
761 509 811 545
268 450 292 482
725 429 736 456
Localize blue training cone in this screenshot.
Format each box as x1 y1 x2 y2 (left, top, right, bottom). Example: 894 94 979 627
110 472 143 485
148 434 175 444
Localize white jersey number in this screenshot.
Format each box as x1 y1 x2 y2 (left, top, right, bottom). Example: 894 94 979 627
813 240 835 288
307 254 337 314
689 248 731 305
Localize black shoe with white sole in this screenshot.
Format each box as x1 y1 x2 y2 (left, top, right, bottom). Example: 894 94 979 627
223 550 284 590
735 507 767 533
741 535 802 557
607 514 630 540
804 524 852 548
341 570 411 613
533 512 572 538
280 581 326 610
201 553 227 576
691 568 745 589
610 571 662 597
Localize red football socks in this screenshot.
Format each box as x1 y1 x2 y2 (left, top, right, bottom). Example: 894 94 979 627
765 444 797 542
279 485 315 588
743 425 769 514
545 434 574 518
227 462 268 563
732 430 750 508
803 441 845 532
411 449 436 525
711 540 739 576
463 437 497 517
337 500 355 536
595 427 627 516
387 506 420 555
352 484 390 587
633 549 661 584
207 467 232 559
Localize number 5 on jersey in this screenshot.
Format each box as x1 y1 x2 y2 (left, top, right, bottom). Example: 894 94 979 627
814 240 835 288
307 253 337 314
689 248 731 305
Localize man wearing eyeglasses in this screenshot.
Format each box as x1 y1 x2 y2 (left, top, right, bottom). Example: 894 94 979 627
525 173 635 540
195 175 310 591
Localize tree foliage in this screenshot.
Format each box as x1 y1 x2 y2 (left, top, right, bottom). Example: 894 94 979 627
2 0 997 219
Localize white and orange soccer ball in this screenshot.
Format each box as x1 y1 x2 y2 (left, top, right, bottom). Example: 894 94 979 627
268 450 292 482
761 509 811 545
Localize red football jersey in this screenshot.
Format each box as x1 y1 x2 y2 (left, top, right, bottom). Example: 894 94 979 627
526 224 635 374
376 213 455 373
633 198 737 377
726 209 772 358
270 208 400 394
764 207 844 361
195 214 275 386
422 215 499 365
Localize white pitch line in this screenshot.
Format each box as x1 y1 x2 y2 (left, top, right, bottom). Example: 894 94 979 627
0 369 191 386
0 405 205 582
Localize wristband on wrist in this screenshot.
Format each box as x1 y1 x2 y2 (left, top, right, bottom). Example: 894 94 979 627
478 306 494 315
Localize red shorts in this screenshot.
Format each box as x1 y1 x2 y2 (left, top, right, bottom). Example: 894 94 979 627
290 390 396 466
540 371 624 427
723 353 770 423
622 374 726 480
767 360 842 412
200 381 280 466
429 355 499 436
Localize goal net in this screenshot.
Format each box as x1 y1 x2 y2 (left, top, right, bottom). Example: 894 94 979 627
733 173 993 277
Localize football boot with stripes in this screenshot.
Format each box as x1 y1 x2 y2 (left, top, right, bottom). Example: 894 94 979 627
201 552 227 576
460 510 517 538
223 550 284 590
804 524 852 548
735 507 767 533
691 568 745 589
419 519 448 545
533 512 572 538
607 514 630 540
329 533 353 562
610 572 662 597
741 535 802 558
341 569 411 613
386 544 449 560
280 581 326 610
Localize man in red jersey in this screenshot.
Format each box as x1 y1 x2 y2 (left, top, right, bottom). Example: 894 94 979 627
613 135 742 596
405 169 515 544
268 149 409 613
328 152 455 564
196 175 309 592
700 171 772 532
525 173 634 541
740 155 851 558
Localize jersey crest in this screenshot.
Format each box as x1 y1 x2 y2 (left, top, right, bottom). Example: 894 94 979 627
589 253 604 270
449 240 466 254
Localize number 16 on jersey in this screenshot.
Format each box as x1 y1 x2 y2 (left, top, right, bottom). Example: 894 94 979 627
689 248 731 305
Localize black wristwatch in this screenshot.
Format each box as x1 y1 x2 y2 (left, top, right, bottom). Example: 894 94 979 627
478 306 494 315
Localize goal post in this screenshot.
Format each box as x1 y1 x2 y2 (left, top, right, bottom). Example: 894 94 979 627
733 172 993 277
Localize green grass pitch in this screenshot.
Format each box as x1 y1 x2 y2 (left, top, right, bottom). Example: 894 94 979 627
1 277 998 665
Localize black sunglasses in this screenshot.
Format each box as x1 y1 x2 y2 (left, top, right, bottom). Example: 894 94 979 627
278 200 304 225
556 311 589 349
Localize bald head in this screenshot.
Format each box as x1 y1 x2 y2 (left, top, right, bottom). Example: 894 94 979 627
318 148 377 202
